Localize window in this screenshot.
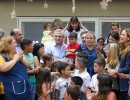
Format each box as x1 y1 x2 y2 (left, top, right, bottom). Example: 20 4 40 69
17 17 96 42
17 17 130 42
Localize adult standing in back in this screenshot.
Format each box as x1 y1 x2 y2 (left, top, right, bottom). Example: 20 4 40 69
10 28 24 52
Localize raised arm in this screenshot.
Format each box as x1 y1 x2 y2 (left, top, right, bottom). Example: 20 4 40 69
0 54 19 72
62 22 69 34
79 21 89 32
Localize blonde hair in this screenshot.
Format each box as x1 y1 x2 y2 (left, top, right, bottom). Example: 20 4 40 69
120 29 130 56
0 36 14 59
53 19 62 29
111 22 120 28
106 43 120 67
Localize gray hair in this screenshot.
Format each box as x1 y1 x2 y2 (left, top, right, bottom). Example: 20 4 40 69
54 29 63 36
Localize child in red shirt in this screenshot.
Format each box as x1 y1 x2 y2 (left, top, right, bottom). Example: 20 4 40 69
66 32 80 62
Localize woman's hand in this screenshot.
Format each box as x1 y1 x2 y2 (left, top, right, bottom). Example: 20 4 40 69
96 45 103 53
15 50 23 61
118 73 129 79
107 68 118 76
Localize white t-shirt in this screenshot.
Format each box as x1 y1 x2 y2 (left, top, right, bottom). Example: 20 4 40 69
73 69 91 92
55 77 71 100
64 29 84 44
90 74 98 91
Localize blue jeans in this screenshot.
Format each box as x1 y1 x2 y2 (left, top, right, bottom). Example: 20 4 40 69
28 83 36 100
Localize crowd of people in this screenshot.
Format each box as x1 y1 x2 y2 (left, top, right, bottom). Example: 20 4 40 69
0 16 130 100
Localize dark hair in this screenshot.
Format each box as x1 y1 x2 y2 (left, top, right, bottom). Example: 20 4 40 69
108 32 120 42
42 53 53 67
0 28 4 38
71 76 83 86
51 61 63 72
20 38 32 50
43 22 51 30
58 62 70 75
36 68 51 96
76 52 88 59
10 29 15 36
68 32 77 39
94 58 106 68
66 85 80 100
97 38 105 43
68 17 80 32
76 57 88 69
97 74 113 100
33 43 44 61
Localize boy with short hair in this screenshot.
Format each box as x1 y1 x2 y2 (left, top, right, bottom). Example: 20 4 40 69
20 38 39 100
74 57 91 93
66 32 80 62
64 85 80 100
71 76 87 100
55 62 71 100
90 58 106 93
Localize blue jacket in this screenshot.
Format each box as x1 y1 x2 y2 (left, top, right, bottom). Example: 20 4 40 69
118 51 130 91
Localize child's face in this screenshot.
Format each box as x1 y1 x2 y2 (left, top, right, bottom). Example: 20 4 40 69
62 66 71 77
94 63 103 73
26 43 33 53
64 91 72 100
49 56 54 67
108 36 117 43
46 24 52 31
38 46 44 56
70 80 81 88
75 60 80 69
70 21 79 30
70 80 75 86
97 39 104 46
53 23 61 30
69 38 77 45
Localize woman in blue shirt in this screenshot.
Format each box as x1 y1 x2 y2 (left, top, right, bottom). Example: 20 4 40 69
108 29 130 100
0 36 30 100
